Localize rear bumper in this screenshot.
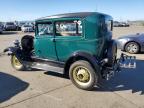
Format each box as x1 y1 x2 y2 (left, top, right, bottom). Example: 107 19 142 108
101 53 136 80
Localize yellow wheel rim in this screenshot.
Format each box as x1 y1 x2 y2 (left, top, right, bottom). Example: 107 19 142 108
73 66 90 85
12 55 22 69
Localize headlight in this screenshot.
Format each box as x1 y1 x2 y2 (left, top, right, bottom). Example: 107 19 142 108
117 38 128 43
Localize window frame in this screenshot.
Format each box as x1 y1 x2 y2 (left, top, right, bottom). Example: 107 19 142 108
36 21 54 37
54 19 83 37
105 19 113 32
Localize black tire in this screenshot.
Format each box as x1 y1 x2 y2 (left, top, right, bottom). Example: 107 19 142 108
69 60 99 90
11 55 25 71
125 42 139 54
21 35 34 52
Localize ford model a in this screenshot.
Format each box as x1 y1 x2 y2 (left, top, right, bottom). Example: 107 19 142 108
3 12 136 90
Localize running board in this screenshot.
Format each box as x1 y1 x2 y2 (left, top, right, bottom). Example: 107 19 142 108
24 61 64 74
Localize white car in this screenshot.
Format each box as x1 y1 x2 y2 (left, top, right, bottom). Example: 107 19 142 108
21 25 34 32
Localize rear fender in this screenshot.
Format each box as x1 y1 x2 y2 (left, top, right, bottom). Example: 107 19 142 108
64 51 101 77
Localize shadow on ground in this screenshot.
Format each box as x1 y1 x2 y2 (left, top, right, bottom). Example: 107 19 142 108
44 71 69 79
0 72 29 103
45 60 144 95
96 59 144 95
44 59 144 95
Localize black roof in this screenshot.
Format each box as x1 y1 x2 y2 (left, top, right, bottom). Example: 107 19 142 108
36 12 99 21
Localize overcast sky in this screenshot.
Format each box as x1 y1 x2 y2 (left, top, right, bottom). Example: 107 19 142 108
0 0 144 21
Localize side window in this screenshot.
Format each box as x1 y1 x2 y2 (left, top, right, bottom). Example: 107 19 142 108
106 20 113 31
100 19 112 34
55 20 82 36
37 22 53 36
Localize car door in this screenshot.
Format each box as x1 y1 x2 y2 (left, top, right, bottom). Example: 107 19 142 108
54 19 84 61
34 21 58 60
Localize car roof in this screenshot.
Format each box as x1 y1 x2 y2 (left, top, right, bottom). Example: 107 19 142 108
36 12 111 21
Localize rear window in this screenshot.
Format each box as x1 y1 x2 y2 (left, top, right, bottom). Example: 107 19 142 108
55 20 82 36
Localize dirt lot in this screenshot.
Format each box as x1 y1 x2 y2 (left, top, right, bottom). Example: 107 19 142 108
0 26 144 108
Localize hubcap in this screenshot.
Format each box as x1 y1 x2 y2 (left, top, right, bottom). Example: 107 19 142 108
73 66 90 85
12 55 22 68
127 44 138 53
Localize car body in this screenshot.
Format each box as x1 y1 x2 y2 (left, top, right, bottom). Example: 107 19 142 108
21 25 34 32
34 12 115 63
4 12 135 90
116 33 144 53
4 22 17 31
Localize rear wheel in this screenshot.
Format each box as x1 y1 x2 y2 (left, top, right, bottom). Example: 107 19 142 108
69 60 99 90
125 42 139 54
11 55 25 71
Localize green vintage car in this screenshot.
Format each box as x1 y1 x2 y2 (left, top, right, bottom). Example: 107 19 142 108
4 12 135 90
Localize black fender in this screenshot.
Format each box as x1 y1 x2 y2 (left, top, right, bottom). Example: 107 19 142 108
4 47 19 55
64 51 101 78
106 40 117 66
3 47 24 64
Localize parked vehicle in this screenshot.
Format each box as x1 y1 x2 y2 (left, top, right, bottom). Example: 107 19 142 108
29 22 35 30
3 12 135 90
4 22 17 31
16 22 26 31
119 22 130 27
21 25 34 32
116 33 144 54
0 22 4 33
113 21 120 27
113 21 129 27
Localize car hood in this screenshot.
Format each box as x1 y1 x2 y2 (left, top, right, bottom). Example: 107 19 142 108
118 33 143 39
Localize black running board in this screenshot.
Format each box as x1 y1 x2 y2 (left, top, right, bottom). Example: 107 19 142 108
24 61 64 74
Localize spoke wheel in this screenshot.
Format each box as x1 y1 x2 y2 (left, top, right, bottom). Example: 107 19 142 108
125 42 139 54
69 60 99 90
11 55 24 71
73 66 90 85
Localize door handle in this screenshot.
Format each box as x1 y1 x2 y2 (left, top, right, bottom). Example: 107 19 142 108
38 50 41 54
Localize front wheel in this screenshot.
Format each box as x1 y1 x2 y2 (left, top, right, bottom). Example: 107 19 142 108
125 42 139 54
11 55 25 71
69 60 99 90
